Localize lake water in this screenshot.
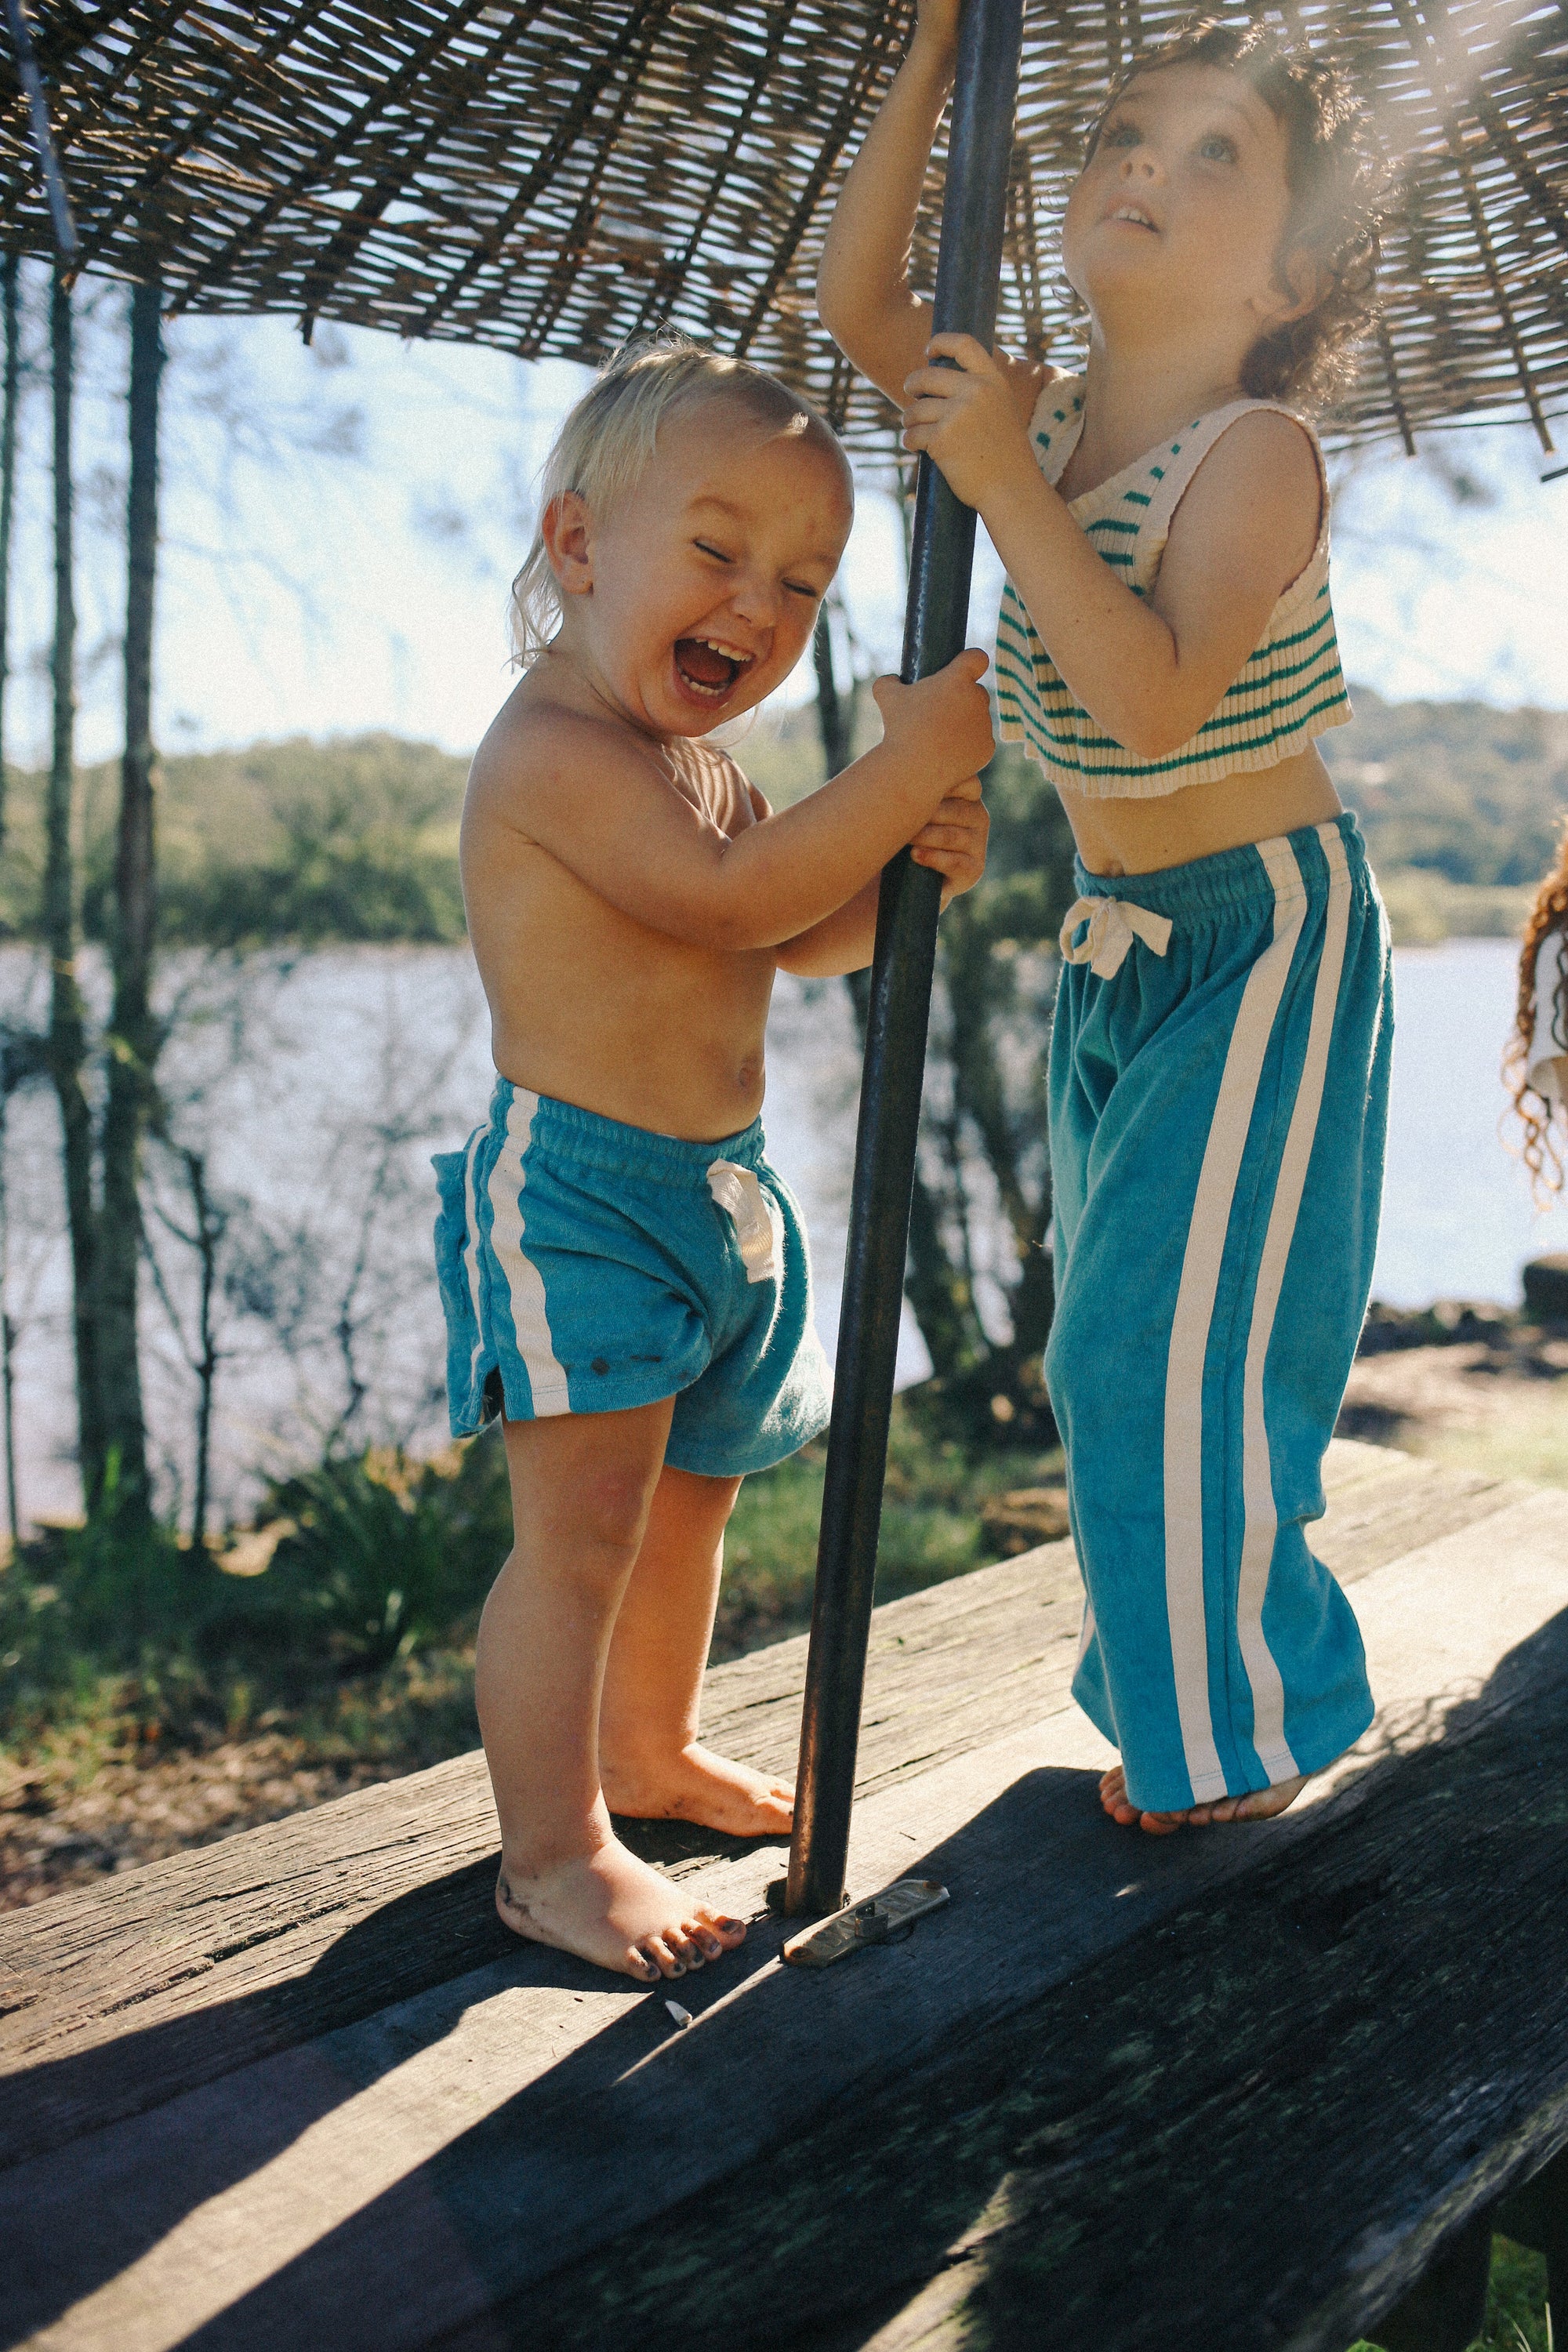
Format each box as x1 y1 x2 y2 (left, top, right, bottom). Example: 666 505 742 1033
6 934 1563 1527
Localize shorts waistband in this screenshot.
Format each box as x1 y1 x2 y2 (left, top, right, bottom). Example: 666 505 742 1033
488 1080 767 1185
1073 813 1369 921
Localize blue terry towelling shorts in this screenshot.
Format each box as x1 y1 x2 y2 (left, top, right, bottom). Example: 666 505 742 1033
433 1080 833 1478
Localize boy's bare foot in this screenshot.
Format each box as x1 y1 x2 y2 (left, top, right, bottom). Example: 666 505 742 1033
601 1740 795 1838
495 1838 748 1982
1098 1762 1308 1834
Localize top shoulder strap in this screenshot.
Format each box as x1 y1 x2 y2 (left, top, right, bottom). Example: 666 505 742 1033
1023 375 1087 487
1135 398 1327 587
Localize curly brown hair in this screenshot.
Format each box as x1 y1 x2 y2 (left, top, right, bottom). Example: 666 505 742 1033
1083 18 1385 413
1507 827 1568 1197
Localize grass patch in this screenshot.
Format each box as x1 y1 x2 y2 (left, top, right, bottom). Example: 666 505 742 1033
1398 1393 1568 1489
2 1402 1062 1798
717 1414 1061 1657
1346 2234 1551 2352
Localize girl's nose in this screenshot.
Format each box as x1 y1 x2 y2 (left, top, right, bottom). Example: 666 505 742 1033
1120 148 1160 180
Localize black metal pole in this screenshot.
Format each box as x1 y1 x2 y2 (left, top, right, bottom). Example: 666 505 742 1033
786 0 1025 1918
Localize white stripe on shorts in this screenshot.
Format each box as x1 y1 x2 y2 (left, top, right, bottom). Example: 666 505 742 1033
1235 823 1352 1781
1162 834 1307 1805
462 1123 488 1403
487 1087 570 1416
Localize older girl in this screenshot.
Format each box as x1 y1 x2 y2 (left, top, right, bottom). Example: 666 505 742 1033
821 11 1391 1831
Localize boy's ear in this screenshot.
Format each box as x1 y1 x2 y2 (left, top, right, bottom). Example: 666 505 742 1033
542 491 594 596
1261 241 1327 328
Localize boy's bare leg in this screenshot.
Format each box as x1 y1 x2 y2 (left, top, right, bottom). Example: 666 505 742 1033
1098 1762 1308 1833
598 1464 793 1838
478 1401 748 1983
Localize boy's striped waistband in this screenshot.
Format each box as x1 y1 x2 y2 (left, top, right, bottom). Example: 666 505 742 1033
480 1080 768 1187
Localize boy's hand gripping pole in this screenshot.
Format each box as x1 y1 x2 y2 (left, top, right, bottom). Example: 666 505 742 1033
785 0 1025 1921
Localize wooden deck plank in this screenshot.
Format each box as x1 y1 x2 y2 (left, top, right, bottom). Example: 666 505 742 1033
3 1457 1566 2351
0 1443 1534 2168
513 1653 1568 2352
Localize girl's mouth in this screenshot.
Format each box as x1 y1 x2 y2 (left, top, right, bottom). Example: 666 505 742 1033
673 637 753 701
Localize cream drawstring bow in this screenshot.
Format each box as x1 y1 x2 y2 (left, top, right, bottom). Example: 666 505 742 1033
1059 895 1173 979
706 1160 782 1284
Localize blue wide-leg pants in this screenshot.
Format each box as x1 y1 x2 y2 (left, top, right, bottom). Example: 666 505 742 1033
1047 815 1392 1813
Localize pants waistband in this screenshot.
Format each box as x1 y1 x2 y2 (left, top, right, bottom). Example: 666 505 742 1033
1073 813 1369 923
487 1079 767 1186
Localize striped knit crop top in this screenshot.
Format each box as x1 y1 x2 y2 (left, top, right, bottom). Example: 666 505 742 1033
994 376 1351 798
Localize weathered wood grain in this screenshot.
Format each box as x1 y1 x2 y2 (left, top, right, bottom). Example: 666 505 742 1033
0 1443 1534 2174
2 1461 1564 2352
485 1661 1568 2352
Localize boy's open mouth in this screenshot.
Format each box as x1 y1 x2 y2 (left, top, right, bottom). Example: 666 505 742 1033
673 637 753 700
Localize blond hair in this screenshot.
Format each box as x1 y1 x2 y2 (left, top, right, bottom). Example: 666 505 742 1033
509 339 839 667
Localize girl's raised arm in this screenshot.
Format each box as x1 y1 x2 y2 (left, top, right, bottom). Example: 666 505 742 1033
817 14 956 403
819 5 1047 423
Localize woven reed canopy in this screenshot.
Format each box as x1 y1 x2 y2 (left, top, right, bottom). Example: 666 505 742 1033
2 0 1565 454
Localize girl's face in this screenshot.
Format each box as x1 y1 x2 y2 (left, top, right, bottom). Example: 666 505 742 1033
546 402 853 739
1063 64 1306 357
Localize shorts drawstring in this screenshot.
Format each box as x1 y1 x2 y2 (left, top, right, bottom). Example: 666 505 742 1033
707 1160 782 1284
1059 895 1174 978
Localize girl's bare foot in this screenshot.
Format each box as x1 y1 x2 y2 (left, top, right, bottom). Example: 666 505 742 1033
601 1740 794 1838
1098 1762 1308 1834
495 1837 748 1982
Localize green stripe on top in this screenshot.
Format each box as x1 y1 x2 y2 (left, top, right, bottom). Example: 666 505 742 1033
1000 381 1347 797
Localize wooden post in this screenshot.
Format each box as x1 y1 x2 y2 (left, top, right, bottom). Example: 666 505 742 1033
43 267 103 1508
0 253 18 851
786 0 1025 1918
97 274 165 1522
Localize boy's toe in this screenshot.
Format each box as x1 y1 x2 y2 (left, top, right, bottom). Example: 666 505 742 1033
626 1945 662 1982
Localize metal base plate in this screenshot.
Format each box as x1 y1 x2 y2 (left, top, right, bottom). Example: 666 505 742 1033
782 1878 950 1969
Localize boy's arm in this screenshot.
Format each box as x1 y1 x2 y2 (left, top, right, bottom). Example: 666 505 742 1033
776 774 990 975
902 336 1323 758
817 5 1044 425
480 652 993 956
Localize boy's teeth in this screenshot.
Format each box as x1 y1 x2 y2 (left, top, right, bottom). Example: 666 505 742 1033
674 636 746 693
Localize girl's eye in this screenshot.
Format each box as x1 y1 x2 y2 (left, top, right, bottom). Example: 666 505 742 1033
784 579 821 600
1102 118 1140 147
1198 132 1238 163
695 540 732 563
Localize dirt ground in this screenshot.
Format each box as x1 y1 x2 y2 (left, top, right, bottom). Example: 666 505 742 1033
0 1734 407 1909
1341 1304 1568 1486
8 1308 1568 1912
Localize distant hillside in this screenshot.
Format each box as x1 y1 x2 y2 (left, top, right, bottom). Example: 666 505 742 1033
2 688 1563 949
1 734 469 946
1322 688 1568 944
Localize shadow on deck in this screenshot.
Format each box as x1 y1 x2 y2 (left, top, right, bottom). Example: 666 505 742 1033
2 1439 1566 2351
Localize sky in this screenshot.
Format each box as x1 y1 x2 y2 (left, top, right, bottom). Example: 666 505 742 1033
1 282 1564 771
